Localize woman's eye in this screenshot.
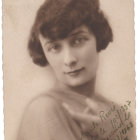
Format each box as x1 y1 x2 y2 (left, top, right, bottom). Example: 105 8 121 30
48 44 61 53
73 37 88 45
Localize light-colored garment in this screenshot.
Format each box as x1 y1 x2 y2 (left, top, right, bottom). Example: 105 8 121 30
17 87 135 140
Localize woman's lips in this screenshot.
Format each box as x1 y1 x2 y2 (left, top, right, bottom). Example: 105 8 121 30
65 67 84 76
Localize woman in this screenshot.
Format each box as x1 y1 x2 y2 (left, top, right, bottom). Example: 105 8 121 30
17 0 134 139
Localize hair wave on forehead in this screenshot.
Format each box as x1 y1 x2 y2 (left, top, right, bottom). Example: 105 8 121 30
28 0 113 66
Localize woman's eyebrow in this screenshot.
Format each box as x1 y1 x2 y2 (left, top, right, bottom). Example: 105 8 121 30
45 40 54 45
44 30 88 46
69 30 87 37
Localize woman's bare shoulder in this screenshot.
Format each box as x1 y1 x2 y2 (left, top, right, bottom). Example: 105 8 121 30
20 93 61 127
17 93 62 140
26 93 59 116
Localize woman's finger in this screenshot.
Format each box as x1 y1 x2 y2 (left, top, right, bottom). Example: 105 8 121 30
62 102 99 124
83 107 90 114
62 102 75 116
86 98 99 114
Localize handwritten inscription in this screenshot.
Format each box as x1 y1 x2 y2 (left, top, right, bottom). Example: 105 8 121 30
100 103 116 123
81 100 133 140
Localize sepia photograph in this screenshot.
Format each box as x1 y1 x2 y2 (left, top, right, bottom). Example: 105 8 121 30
3 0 136 140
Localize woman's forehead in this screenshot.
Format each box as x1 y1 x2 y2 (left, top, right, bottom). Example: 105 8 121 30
39 25 92 43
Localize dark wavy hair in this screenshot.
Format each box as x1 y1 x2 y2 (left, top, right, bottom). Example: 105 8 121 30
28 0 113 66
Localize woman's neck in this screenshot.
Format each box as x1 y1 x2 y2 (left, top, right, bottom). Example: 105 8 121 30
55 79 96 98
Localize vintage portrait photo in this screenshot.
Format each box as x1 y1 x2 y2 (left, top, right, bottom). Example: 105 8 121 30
3 0 136 140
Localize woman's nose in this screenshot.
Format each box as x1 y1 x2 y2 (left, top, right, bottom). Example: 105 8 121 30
64 49 78 68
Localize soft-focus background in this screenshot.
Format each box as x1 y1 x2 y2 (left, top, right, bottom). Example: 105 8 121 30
3 0 135 140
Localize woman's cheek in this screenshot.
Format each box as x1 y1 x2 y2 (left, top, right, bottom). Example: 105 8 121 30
51 58 63 75
82 46 98 64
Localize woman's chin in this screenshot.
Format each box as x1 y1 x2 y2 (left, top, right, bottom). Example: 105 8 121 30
56 73 95 88
63 78 92 87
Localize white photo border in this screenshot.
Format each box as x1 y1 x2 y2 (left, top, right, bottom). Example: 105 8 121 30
0 0 140 140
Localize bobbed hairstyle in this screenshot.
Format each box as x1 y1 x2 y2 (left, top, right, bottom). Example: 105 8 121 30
28 0 113 67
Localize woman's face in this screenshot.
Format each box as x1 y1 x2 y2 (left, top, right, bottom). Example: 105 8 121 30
39 26 99 87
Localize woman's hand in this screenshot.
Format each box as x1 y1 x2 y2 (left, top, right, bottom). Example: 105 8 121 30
62 98 105 138
62 98 134 140
62 98 99 122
